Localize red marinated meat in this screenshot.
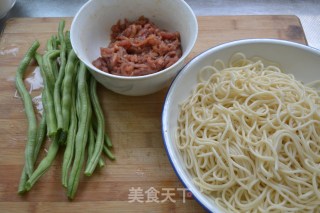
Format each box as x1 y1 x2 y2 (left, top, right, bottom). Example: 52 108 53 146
92 16 182 76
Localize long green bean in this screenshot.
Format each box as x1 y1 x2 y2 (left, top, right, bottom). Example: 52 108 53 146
76 81 81 119
103 145 115 161
67 62 92 199
15 40 40 177
43 50 60 90
54 20 67 141
34 113 47 161
104 133 113 148
46 36 59 80
85 77 105 176
61 71 78 188
52 35 59 50
65 31 72 55
86 126 95 169
93 121 112 148
98 157 105 168
46 37 54 51
25 134 60 190
35 53 58 138
61 50 78 134
18 113 47 194
18 166 30 193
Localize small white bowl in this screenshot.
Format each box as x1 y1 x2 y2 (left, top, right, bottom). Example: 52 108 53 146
71 0 198 96
162 39 320 212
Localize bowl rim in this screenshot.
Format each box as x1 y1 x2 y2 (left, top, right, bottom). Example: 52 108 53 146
70 0 198 80
0 0 16 19
161 38 320 212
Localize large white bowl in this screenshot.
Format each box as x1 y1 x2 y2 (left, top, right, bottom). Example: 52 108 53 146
71 0 198 96
0 0 16 19
162 39 320 212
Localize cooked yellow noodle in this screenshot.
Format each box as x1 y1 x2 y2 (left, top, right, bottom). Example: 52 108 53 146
176 53 320 212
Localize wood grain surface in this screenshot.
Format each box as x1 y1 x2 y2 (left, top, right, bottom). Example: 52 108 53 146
0 16 306 213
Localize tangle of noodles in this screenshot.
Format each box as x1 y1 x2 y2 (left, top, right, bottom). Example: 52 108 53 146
176 53 320 212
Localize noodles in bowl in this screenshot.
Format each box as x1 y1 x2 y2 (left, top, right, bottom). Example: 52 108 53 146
175 53 320 212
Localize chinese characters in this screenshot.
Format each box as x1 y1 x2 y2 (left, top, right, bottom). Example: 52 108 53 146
128 187 192 203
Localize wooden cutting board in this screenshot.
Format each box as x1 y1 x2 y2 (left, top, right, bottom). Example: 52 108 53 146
0 16 306 213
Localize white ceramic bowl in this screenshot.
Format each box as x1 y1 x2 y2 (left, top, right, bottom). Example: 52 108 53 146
71 0 198 96
0 0 16 19
162 39 320 212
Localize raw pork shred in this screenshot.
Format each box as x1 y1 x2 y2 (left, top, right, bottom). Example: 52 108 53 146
93 16 182 76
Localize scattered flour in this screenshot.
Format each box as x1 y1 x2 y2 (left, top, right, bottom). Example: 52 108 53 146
14 66 44 115
25 66 43 92
0 47 19 56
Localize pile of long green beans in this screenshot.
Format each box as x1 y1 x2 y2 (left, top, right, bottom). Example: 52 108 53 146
15 20 115 200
